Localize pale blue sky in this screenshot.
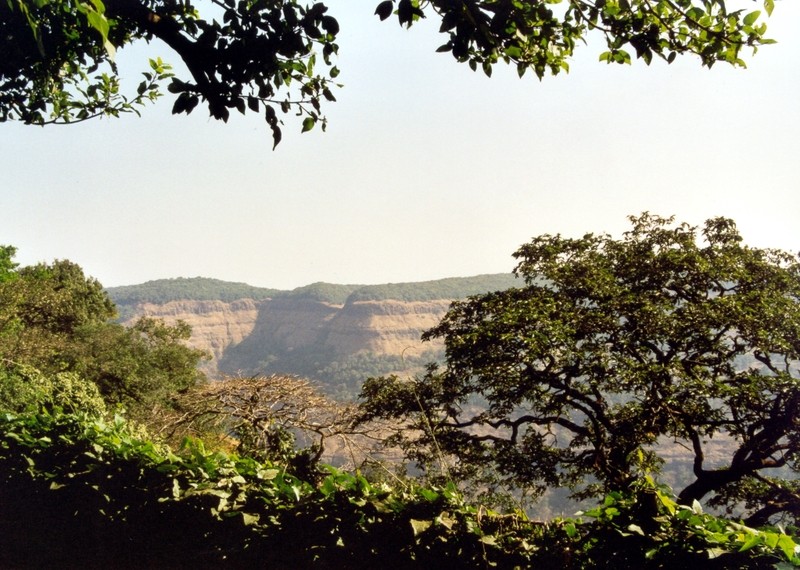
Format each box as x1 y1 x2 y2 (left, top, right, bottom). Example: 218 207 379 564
2 1 798 289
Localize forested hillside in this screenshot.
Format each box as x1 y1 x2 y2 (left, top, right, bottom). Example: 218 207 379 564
107 274 520 305
107 274 520 398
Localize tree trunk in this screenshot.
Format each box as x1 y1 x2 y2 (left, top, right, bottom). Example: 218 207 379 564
677 467 746 506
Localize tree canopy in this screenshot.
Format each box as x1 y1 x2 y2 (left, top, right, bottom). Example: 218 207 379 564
0 249 208 417
1 0 777 146
358 214 800 526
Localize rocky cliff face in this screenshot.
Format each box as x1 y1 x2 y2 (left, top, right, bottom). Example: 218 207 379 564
323 299 450 356
110 273 519 394
122 296 450 378
125 299 261 373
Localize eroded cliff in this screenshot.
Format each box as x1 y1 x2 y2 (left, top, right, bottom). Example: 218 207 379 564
110 274 518 393
121 296 450 378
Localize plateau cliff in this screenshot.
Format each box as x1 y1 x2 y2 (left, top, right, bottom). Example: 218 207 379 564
108 274 518 398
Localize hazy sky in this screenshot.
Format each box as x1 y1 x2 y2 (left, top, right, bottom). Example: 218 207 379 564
2 1 798 290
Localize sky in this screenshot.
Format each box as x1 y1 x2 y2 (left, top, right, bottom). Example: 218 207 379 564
2 1 798 290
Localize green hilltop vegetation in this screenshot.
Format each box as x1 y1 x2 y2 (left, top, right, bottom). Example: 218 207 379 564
106 276 282 305
106 273 520 308
345 274 521 303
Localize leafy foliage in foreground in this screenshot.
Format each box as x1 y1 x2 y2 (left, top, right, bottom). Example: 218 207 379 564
1 408 797 569
2 0 340 146
378 0 777 79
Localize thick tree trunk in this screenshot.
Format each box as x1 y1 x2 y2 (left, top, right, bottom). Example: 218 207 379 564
104 0 218 101
677 467 746 506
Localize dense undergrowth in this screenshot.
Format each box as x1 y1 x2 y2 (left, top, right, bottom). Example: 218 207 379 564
1 408 797 569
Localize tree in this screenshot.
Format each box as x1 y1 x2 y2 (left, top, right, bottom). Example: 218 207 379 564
0 257 116 367
15 259 117 333
358 214 800 525
0 249 208 417
0 246 18 283
377 0 776 77
1 0 777 147
0 361 107 415
152 374 364 478
65 317 208 416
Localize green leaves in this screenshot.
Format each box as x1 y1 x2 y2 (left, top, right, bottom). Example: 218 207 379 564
1 0 340 145
2 407 798 567
743 10 762 26
301 116 316 132
378 0 776 79
81 4 114 60
361 214 800 525
3 0 779 139
0 0 176 125
579 481 800 566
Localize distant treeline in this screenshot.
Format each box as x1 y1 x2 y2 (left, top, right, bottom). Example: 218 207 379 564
345 274 520 303
107 274 520 307
107 277 281 305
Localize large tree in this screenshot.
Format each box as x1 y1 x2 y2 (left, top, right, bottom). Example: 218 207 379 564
0 258 116 366
0 250 207 417
358 214 800 525
1 0 777 146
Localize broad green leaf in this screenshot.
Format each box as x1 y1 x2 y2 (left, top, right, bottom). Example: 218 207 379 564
739 534 763 552
241 512 260 526
743 11 761 26
410 518 432 535
85 11 109 40
777 534 798 560
301 117 316 132
764 532 780 549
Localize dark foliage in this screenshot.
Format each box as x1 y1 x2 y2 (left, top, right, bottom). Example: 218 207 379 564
1 409 796 568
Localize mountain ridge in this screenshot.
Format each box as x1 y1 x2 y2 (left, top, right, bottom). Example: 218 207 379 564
107 273 520 305
107 274 519 398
